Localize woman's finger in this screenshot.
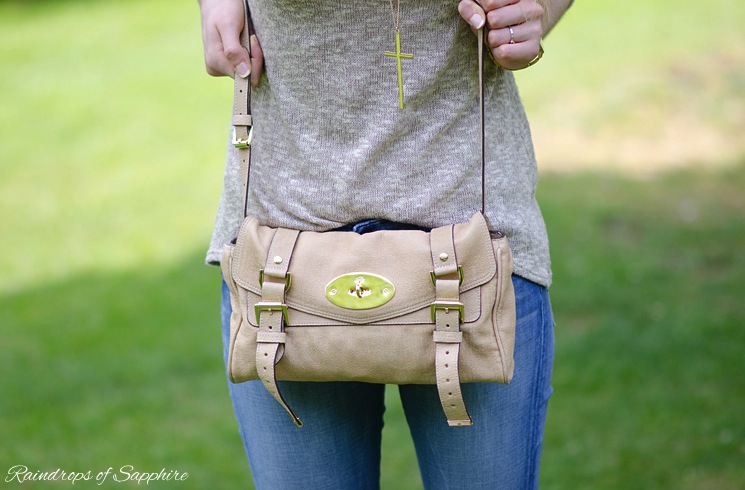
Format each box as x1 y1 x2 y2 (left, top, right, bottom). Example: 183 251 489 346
221 25 251 79
486 20 542 48
490 38 542 70
199 0 251 78
202 32 231 77
458 0 486 30
485 1 543 30
249 34 264 87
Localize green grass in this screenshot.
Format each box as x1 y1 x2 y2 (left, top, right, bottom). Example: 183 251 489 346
1 0 744 488
0 0 230 293
517 0 745 169
540 166 745 489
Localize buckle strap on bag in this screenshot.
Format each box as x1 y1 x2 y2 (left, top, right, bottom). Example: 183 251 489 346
430 225 472 426
230 2 303 428
255 228 303 427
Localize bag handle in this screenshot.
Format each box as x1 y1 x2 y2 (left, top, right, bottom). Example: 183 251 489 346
231 0 488 219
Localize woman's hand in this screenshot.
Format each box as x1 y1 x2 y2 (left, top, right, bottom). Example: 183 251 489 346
198 0 263 85
458 0 544 71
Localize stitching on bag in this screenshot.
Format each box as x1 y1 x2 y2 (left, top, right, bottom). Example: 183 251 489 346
225 254 242 383
243 287 483 327
231 217 257 284
457 216 498 291
493 244 508 382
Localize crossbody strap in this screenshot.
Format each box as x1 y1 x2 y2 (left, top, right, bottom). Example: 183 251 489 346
232 0 253 216
230 0 488 428
231 0 487 217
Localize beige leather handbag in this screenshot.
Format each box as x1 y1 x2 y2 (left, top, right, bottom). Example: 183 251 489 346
221 2 515 427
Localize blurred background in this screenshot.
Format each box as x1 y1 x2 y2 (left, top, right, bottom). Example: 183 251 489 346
1 0 743 488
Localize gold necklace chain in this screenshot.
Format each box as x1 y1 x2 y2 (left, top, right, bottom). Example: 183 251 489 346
388 0 401 32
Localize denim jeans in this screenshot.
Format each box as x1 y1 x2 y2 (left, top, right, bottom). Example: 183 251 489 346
220 220 555 490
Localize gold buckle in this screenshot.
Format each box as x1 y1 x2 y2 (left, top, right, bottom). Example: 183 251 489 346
430 266 464 286
255 302 289 325
430 301 464 323
232 126 254 149
259 270 292 292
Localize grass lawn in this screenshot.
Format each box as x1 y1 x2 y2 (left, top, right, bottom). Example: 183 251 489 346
1 0 743 488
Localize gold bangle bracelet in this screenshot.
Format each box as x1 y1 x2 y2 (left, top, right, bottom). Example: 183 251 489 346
526 43 544 67
499 42 544 72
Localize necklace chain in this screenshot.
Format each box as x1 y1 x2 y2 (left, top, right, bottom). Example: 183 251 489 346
388 0 401 32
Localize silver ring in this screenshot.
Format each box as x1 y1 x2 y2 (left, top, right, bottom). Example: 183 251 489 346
508 26 516 44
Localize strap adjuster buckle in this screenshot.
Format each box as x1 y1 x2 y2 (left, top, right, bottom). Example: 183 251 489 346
430 301 464 323
255 302 289 325
430 266 463 286
232 126 254 149
259 269 292 292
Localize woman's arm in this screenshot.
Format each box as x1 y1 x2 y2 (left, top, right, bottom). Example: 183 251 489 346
542 0 574 36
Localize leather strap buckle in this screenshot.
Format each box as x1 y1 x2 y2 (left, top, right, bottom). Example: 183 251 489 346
430 300 464 323
259 269 292 292
255 301 289 325
429 266 463 286
232 126 254 149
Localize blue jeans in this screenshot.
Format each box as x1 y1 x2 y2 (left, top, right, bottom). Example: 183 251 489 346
220 221 555 489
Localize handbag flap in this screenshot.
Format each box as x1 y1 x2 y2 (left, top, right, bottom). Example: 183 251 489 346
231 212 497 324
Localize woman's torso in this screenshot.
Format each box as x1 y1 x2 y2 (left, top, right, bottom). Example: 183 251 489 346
207 0 552 287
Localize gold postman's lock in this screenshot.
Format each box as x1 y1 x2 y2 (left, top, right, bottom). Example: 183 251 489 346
325 273 395 310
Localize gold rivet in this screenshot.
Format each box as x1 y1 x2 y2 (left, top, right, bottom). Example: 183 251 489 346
439 253 449 262
273 256 282 264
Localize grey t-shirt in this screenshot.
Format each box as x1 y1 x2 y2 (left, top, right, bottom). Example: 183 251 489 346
206 0 552 287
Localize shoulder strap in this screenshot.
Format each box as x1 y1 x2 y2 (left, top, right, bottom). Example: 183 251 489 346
231 0 487 218
477 28 485 214
232 0 253 217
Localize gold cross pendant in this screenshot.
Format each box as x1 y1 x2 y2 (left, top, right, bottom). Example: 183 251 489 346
384 30 413 109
